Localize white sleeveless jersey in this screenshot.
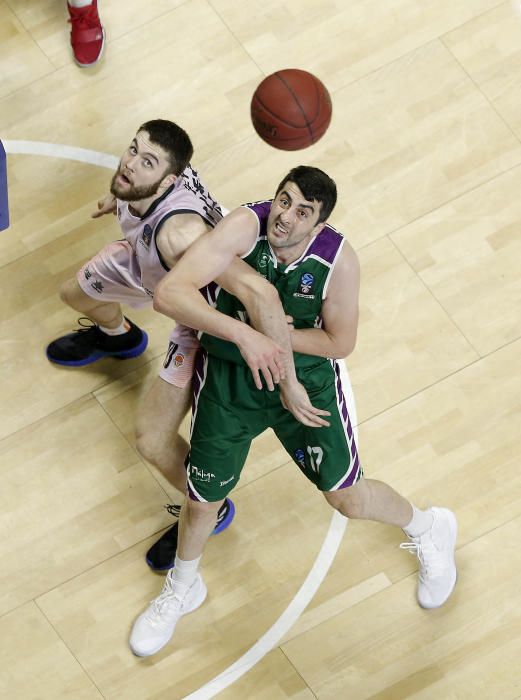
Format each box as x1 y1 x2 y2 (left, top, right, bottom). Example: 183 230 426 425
116 165 223 296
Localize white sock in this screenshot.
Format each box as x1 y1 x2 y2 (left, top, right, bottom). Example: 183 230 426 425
171 555 201 588
99 319 130 336
69 0 94 8
403 505 434 538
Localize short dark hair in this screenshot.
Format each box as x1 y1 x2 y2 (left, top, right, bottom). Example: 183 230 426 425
275 166 337 223
138 119 193 176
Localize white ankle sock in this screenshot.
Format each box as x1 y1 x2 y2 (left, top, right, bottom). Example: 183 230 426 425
99 319 130 336
69 0 94 7
403 505 434 538
172 555 201 588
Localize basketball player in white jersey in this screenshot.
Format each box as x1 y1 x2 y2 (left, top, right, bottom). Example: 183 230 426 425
46 119 315 569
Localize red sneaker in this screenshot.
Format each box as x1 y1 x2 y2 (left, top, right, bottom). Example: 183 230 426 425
68 1 105 67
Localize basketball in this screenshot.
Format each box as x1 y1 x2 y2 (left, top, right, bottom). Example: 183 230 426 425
250 69 332 151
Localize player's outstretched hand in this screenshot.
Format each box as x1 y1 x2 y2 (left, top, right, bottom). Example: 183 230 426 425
238 329 287 391
280 380 331 427
92 194 117 218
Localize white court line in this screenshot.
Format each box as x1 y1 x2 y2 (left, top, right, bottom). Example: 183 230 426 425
3 140 119 170
183 511 348 700
4 140 358 700
3 140 232 215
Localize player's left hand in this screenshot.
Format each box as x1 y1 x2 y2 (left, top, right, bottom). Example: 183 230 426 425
237 328 288 391
279 379 331 427
92 193 117 218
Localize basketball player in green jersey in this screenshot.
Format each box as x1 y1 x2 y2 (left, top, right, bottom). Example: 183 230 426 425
129 166 458 657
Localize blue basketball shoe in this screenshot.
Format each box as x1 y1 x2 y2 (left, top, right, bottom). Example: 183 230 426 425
46 317 148 366
146 499 235 571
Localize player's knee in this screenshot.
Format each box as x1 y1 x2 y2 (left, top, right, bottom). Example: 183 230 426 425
135 429 161 467
59 278 76 306
324 485 367 519
185 497 222 522
342 498 366 519
135 417 162 464
59 277 89 310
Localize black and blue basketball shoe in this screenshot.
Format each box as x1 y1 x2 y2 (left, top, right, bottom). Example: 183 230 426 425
146 499 236 571
46 317 148 366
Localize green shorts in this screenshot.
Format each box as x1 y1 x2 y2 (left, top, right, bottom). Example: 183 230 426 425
187 352 362 502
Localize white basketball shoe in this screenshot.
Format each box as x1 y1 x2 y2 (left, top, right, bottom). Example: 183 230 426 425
130 571 207 657
401 507 458 609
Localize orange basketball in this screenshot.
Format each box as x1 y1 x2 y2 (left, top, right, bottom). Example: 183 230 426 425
251 69 332 151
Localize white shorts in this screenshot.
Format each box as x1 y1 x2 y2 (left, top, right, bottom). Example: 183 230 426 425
77 240 200 388
77 240 153 308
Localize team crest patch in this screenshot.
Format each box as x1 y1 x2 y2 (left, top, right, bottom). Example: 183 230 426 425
258 253 270 269
174 352 185 367
294 272 315 299
141 224 153 248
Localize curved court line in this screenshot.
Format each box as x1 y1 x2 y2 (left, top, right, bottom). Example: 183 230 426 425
4 140 358 699
3 140 119 170
184 511 348 700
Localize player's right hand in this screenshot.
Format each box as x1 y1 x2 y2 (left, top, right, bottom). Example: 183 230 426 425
279 379 331 428
91 194 117 218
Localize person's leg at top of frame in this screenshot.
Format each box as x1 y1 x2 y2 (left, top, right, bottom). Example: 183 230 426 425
67 0 105 67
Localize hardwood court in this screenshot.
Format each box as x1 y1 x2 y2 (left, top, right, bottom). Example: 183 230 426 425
1 1 520 698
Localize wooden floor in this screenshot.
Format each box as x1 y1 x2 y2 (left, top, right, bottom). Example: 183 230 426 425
1 1 521 698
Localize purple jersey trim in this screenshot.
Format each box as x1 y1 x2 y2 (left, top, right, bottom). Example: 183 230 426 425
307 226 344 265
242 200 271 237
242 200 344 264
330 359 362 490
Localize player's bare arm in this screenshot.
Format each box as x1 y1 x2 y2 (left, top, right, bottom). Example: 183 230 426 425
154 207 330 426
288 243 360 359
215 257 291 389
154 207 288 389
156 210 287 390
194 253 331 426
155 212 212 268
160 211 329 368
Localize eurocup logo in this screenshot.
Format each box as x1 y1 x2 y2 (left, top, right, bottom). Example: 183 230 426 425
300 272 314 294
294 271 316 298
